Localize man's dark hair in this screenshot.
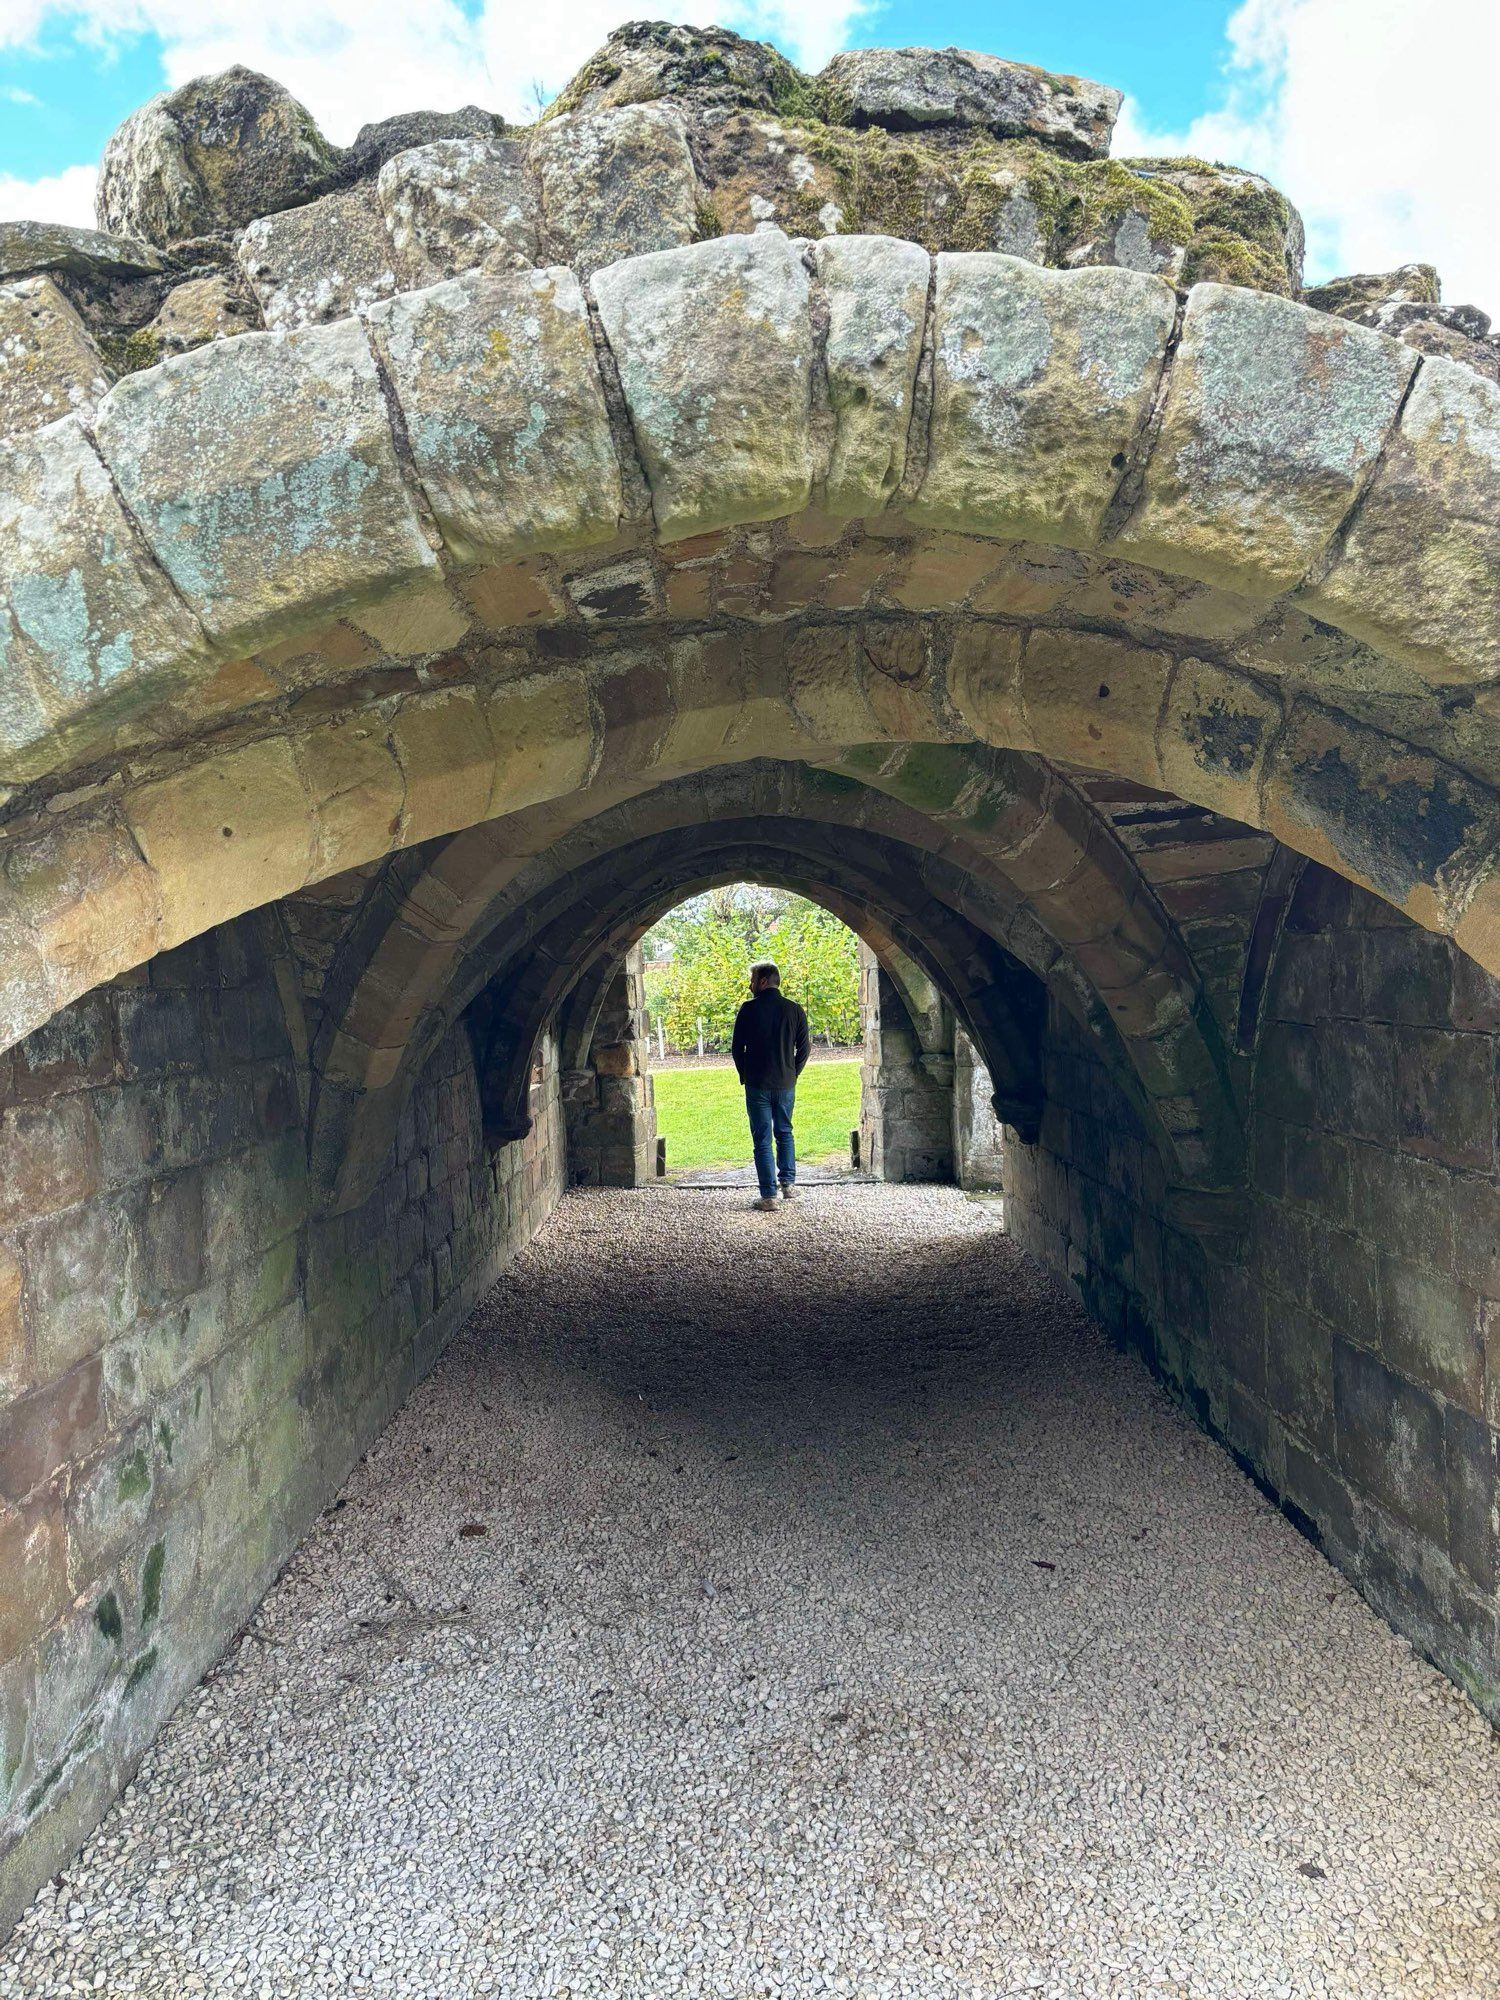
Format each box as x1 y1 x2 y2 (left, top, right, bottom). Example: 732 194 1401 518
750 959 780 987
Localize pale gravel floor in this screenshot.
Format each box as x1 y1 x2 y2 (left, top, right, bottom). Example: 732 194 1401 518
2 1185 1497 1999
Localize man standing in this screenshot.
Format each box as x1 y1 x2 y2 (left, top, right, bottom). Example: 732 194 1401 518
731 959 811 1212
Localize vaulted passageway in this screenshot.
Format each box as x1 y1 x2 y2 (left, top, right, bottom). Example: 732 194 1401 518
3 1187 1495 1998
2 17 1499 1952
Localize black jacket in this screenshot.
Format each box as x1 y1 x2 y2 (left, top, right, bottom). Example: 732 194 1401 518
731 989 811 1091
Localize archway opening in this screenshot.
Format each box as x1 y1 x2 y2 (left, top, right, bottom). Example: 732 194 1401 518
637 882 863 1186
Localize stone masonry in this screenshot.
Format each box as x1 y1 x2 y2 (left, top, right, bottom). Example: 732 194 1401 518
560 947 658 1187
1005 867 1499 1716
0 913 563 1929
0 18 1496 1944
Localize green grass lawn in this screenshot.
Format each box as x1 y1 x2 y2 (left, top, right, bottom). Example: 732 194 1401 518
652 1059 860 1173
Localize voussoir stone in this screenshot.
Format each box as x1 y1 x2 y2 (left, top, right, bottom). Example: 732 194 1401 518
914 253 1176 547
531 105 702 278
1301 356 1500 685
92 318 438 653
1115 286 1417 599
377 139 540 284
237 181 401 331
0 417 211 781
0 277 112 440
592 230 815 541
370 266 623 566
96 67 340 246
810 234 929 515
819 46 1121 159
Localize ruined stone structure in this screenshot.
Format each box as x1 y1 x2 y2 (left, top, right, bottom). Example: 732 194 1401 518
0 22 1497 1934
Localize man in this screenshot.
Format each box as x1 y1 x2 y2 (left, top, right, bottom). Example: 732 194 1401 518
731 959 811 1212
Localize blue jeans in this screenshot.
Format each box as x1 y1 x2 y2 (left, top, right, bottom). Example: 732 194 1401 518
745 1086 796 1198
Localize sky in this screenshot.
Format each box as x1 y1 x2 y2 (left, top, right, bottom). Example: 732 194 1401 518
0 0 1496 308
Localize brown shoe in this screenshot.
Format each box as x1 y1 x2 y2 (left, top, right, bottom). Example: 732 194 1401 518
753 1196 780 1211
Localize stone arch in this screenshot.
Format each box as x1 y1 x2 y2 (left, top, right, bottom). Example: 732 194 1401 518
406 823 1049 1164
304 757 1244 1210
2 235 1499 1072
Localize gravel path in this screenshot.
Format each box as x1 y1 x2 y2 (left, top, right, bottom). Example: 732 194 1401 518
3 1186 1497 1999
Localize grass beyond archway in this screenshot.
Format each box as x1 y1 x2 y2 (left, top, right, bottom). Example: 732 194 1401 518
652 1058 861 1174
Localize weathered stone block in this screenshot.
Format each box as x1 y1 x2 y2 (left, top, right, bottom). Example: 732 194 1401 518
916 254 1175 547
64 1422 154 1588
115 985 205 1078
0 1358 104 1504
0 417 211 783
94 317 437 655
145 272 260 355
97 67 339 246
531 104 701 277
237 181 400 331
1302 357 1500 685
124 736 316 951
1444 1404 1497 1591
593 231 815 539
1333 1336 1447 1544
0 1490 67 1658
7 993 114 1102
1395 1028 1494 1171
209 1300 307 1448
1354 927 1455 1028
1158 658 1280 822
1307 1228 1377 1335
1018 627 1169 781
378 138 540 283
1116 286 1415 596
819 46 1120 157
27 1193 143 1380
203 1137 307 1270
0 276 111 440
372 267 622 566
139 1170 206 1310
1378 1253 1483 1412
550 22 800 122
1316 1020 1395 1142
810 234 929 516
152 1372 213 1498
0 220 165 288
1264 712 1496 944
0 1095 100 1231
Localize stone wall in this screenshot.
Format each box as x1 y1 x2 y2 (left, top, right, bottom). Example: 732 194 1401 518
953 1026 1007 1190
561 949 657 1187
0 913 564 1931
1004 865 1499 1718
858 950 956 1184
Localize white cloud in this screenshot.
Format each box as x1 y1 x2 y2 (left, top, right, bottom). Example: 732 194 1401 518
0 160 97 225
1115 0 1500 313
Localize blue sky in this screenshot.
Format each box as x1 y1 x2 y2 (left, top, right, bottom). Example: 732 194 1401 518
1 1 1495 307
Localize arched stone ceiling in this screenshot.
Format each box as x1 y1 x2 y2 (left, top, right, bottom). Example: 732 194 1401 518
302 757 1247 1213
457 828 1047 1150
2 231 1498 1061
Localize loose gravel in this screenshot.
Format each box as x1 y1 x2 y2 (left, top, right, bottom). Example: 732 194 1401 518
3 1185 1497 1999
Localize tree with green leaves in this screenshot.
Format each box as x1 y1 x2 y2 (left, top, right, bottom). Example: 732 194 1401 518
642 886 860 1053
